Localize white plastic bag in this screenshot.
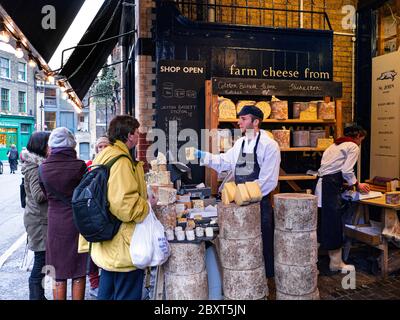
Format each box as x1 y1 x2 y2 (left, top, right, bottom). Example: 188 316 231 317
129 203 170 269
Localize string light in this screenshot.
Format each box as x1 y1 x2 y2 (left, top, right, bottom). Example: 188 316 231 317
0 19 84 113
61 92 69 100
0 23 10 43
46 73 55 84
28 54 37 68
15 41 24 58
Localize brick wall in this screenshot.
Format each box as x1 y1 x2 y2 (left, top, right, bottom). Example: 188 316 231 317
135 1 357 167
135 0 156 168
215 0 357 123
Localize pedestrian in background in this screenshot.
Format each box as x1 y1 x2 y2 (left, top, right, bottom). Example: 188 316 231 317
7 144 18 174
83 136 110 298
39 127 88 300
22 132 50 300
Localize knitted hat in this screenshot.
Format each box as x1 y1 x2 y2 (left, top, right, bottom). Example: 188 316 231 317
48 127 76 148
95 136 110 147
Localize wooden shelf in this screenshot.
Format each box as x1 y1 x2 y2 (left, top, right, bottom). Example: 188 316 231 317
205 79 344 195
279 174 317 181
219 118 336 124
280 147 327 152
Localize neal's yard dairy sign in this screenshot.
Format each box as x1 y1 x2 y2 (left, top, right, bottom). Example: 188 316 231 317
228 64 331 80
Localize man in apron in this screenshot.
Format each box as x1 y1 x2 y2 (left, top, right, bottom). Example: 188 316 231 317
315 124 370 272
195 105 281 279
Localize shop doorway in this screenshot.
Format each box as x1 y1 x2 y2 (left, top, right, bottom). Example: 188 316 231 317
79 142 90 160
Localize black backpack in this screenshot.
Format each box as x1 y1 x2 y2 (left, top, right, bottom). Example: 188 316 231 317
72 154 129 242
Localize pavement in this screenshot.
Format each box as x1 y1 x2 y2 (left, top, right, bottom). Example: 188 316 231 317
1 161 400 300
0 163 96 300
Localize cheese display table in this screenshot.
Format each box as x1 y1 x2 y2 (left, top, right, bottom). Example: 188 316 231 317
344 196 400 278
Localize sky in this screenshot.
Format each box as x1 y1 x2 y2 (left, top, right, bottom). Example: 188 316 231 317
48 0 105 70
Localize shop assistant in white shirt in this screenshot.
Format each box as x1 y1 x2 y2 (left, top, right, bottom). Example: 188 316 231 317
201 130 281 197
315 141 360 207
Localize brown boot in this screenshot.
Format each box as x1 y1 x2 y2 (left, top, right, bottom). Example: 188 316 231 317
266 277 276 300
53 281 67 300
72 277 86 300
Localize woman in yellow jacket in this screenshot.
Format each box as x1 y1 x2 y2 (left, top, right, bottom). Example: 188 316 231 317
81 116 156 300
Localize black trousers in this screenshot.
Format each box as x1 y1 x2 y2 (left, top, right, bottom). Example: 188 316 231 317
29 251 46 300
261 196 274 278
320 173 344 250
29 251 46 284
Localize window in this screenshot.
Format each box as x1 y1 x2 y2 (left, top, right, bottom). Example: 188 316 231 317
18 91 26 113
44 88 56 97
79 142 90 160
45 111 56 131
18 62 26 81
0 57 10 78
60 112 74 132
21 124 30 133
44 87 56 106
375 0 400 56
1 88 10 111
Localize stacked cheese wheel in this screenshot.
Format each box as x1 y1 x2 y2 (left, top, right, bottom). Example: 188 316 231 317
221 181 262 206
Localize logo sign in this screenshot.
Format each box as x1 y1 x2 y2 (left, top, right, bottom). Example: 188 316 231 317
377 70 398 81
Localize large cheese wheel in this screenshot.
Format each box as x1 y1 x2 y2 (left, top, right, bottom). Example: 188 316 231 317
266 131 274 140
236 100 256 114
255 101 271 119
218 98 237 119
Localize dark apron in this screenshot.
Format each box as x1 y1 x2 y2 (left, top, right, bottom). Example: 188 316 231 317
319 172 345 250
234 133 275 278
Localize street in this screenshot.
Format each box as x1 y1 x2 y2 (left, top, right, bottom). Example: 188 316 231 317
0 162 94 300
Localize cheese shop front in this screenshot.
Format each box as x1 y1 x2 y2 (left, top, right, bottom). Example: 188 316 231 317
132 1 400 301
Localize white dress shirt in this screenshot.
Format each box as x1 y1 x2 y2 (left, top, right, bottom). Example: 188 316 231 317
201 130 281 197
315 141 360 207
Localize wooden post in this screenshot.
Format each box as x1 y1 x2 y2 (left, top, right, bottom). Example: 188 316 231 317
205 80 219 195
335 99 343 138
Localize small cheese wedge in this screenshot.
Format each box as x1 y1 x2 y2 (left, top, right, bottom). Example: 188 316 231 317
221 188 231 205
245 182 263 202
234 183 251 206
185 147 196 161
224 182 237 202
192 199 204 209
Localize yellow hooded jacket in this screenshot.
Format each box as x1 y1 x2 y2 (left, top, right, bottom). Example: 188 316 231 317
80 140 149 272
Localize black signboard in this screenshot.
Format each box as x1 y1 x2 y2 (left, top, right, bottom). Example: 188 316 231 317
156 60 206 183
212 77 343 97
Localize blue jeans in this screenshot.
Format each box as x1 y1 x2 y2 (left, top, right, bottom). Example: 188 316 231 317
98 269 144 300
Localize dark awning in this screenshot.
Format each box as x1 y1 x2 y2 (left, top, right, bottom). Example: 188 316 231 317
358 0 388 11
0 0 85 62
59 0 124 101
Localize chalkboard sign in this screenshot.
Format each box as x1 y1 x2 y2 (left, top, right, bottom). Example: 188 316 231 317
212 77 342 97
156 60 206 183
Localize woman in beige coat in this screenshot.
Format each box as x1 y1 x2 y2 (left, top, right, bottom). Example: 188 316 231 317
22 132 50 300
